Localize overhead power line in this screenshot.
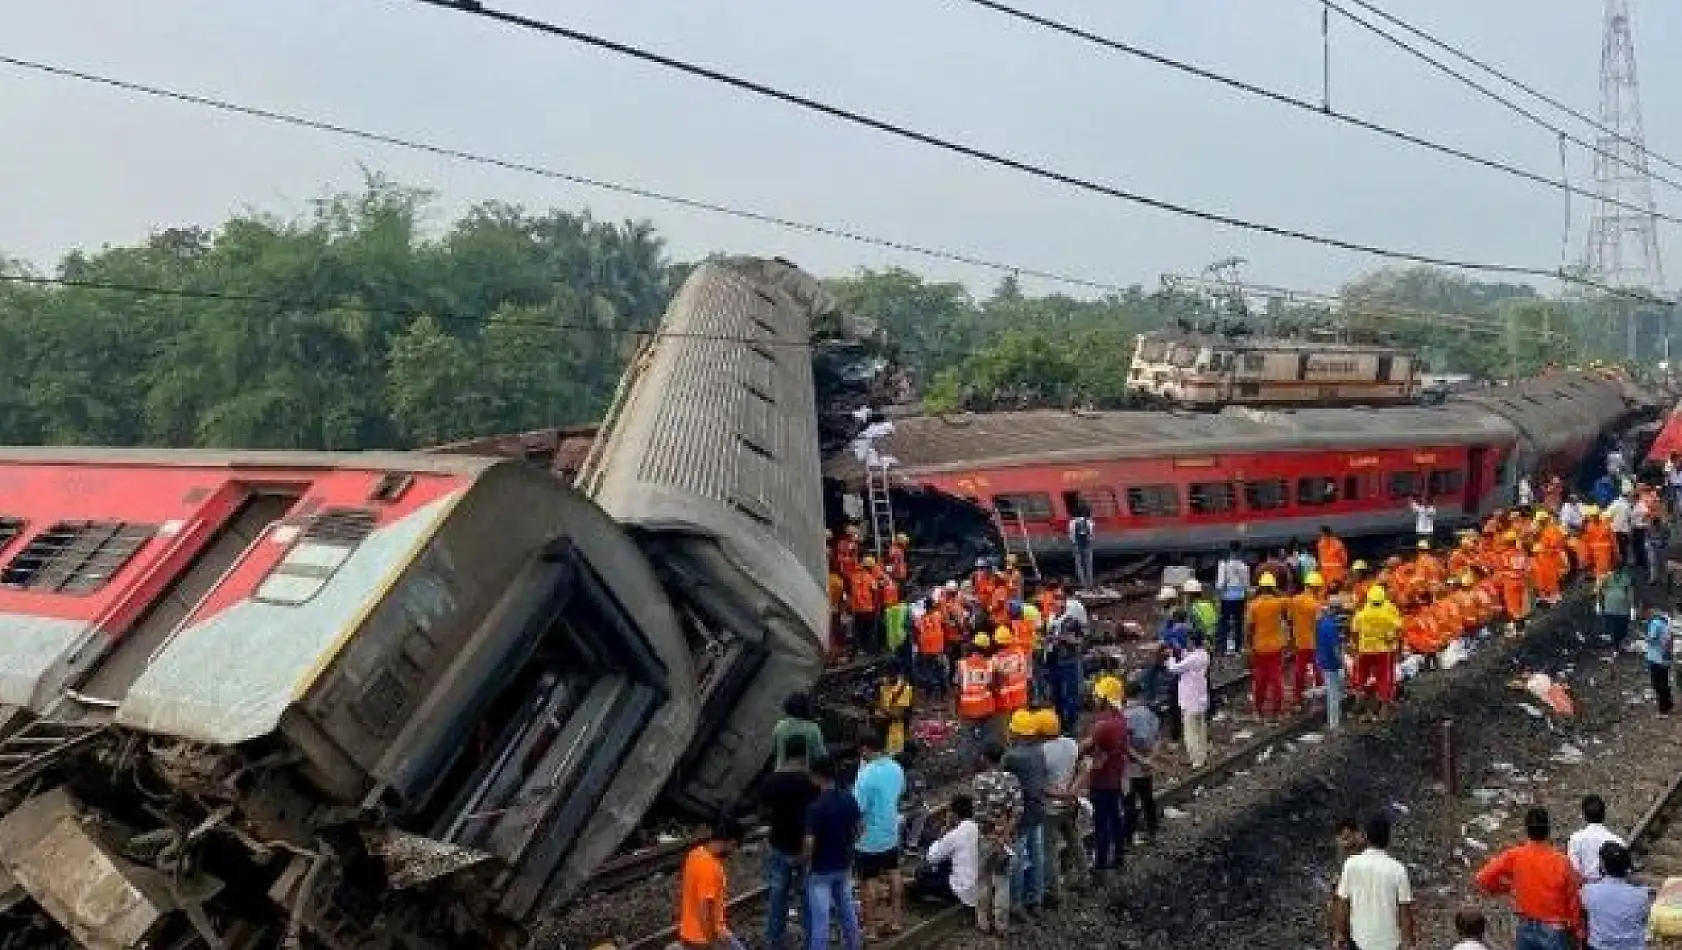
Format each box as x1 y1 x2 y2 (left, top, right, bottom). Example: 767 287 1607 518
1320 0 1682 198
1333 0 1682 181
0 55 1124 296
948 0 1682 230
401 0 1675 307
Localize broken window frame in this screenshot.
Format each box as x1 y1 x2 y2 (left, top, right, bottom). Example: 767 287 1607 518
0 520 156 595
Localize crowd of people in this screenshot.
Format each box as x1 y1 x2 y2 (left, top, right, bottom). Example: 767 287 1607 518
671 448 1678 950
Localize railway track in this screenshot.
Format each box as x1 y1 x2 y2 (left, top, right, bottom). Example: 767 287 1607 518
603 670 1305 950
1628 760 1682 887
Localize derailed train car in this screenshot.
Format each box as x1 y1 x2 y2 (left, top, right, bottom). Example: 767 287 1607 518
0 451 698 947
0 258 845 947
577 257 839 816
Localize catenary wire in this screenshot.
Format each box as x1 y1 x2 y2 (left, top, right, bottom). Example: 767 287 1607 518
946 0 1682 229
1335 0 1682 180
1320 0 1682 198
0 55 1125 296
399 0 1676 307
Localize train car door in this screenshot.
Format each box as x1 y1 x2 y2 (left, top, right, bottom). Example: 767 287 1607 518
1464 447 1487 513
1376 355 1394 382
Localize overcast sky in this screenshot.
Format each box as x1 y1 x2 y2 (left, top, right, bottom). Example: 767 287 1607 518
2 0 1678 298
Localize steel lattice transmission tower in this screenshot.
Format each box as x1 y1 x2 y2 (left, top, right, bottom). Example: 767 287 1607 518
1584 0 1665 357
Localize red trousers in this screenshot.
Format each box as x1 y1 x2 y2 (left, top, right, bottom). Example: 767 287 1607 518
1251 651 1285 718
1291 650 1321 704
1354 652 1396 703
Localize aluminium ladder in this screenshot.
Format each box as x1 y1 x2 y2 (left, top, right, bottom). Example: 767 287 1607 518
994 505 1041 580
864 462 896 561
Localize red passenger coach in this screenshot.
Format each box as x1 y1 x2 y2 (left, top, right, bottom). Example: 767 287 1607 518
828 372 1632 560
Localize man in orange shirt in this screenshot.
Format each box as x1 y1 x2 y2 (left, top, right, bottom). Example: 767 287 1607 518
1473 807 1582 950
1317 526 1350 588
1245 572 1289 721
914 597 948 699
677 815 749 950
849 557 882 654
1288 572 1324 708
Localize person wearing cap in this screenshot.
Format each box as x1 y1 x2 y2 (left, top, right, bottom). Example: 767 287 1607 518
956 635 998 760
1036 708 1083 904
1584 507 1618 579
969 742 1021 935
1349 560 1374 607
849 555 883 654
1001 709 1048 916
1082 676 1130 883
1289 572 1325 709
1181 578 1218 641
1045 616 1085 740
887 532 910 584
1246 572 1290 721
1351 586 1403 714
991 627 1031 716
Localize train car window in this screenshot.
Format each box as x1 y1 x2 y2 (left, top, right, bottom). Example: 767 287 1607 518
0 517 22 553
993 493 1054 522
1242 353 1267 372
1297 477 1340 506
1061 489 1119 519
1387 471 1422 499
1427 469 1465 498
1343 475 1365 502
1243 479 1290 511
1 520 155 595
1126 485 1182 518
256 508 378 606
1188 482 1236 514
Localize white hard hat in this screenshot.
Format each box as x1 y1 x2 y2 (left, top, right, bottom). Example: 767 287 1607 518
1181 578 1202 594
1156 586 1179 602
944 580 959 591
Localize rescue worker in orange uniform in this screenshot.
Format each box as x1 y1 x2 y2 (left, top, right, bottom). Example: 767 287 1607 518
887 533 910 584
1001 555 1025 601
836 525 861 579
1413 539 1445 588
1584 508 1618 579
849 556 882 653
955 633 998 757
990 627 1031 716
1245 572 1290 721
1317 526 1350 588
1496 533 1531 631
972 560 998 607
1349 560 1373 606
914 597 949 698
1288 572 1325 707
1529 541 1564 607
1448 532 1479 578
827 568 846 658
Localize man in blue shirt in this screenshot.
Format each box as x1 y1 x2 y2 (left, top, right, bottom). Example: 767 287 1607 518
852 730 906 938
805 757 863 950
1581 842 1651 950
1644 605 1673 715
1315 600 1348 731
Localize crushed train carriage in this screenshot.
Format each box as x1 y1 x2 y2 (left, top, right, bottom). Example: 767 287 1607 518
0 257 849 949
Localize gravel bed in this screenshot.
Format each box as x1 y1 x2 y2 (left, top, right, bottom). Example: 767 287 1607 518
923 589 1682 950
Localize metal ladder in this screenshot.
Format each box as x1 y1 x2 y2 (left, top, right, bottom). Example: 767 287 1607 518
0 718 108 795
574 337 657 499
864 462 896 561
994 505 1040 579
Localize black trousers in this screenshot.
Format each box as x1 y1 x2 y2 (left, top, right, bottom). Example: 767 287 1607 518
1651 662 1674 714
1124 775 1158 837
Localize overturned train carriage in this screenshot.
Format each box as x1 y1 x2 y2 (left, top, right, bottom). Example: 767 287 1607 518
0 450 699 948
579 257 836 816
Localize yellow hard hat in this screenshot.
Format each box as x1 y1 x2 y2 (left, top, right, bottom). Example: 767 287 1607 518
1534 510 1550 522
993 628 1014 646
1257 572 1278 589
1305 572 1325 588
1459 573 1476 587
1416 539 1430 550
1093 675 1124 704
1005 554 1019 566
1033 708 1062 737
1008 709 1038 737
863 556 878 567
895 533 909 544
1585 505 1601 517
1366 586 1388 605
972 633 992 650
1502 531 1518 542
1531 542 1544 553
1352 559 1369 571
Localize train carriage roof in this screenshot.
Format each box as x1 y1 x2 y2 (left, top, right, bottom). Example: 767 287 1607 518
826 402 1513 476
0 446 508 474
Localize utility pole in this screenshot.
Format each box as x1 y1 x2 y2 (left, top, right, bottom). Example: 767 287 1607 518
1583 0 1665 362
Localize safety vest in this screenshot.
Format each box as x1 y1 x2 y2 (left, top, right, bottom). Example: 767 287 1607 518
957 656 996 719
1011 617 1038 652
916 612 945 656
887 544 908 582
993 647 1030 712
836 537 859 576
849 569 877 612
879 576 901 608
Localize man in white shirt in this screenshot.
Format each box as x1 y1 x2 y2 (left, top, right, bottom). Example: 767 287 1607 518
923 794 980 908
1037 710 1083 902
1215 543 1251 655
1560 495 1586 534
1517 477 1535 507
1607 493 1635 564
1567 794 1625 883
1333 815 1415 950
1409 497 1436 543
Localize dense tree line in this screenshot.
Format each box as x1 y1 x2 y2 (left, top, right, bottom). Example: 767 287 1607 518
0 174 1632 450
